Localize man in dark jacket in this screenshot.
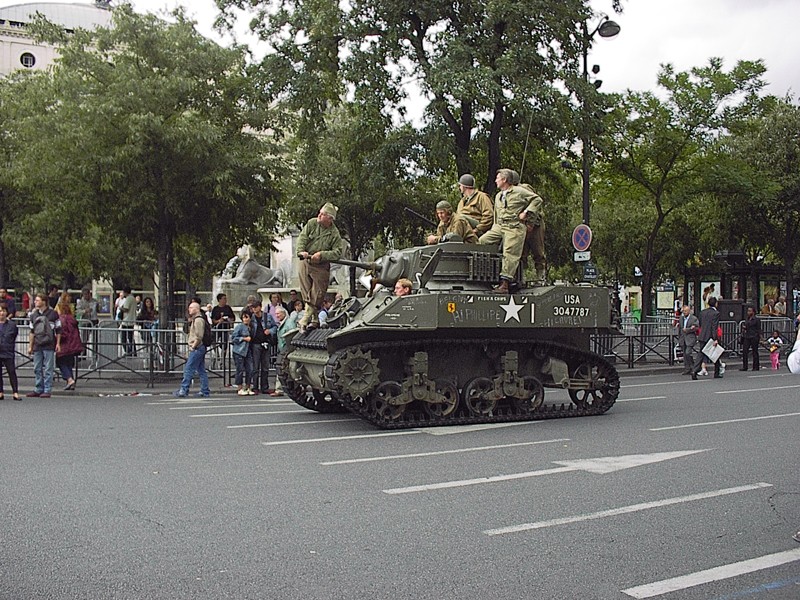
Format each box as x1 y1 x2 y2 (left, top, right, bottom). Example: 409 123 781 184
740 305 761 371
693 296 722 379
249 300 278 395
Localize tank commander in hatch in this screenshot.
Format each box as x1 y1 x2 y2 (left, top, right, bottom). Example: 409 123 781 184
297 202 343 331
479 168 544 293
456 174 494 237
394 278 413 297
426 200 478 245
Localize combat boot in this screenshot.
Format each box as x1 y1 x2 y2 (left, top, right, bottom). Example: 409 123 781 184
306 306 321 331
534 268 547 286
493 279 510 294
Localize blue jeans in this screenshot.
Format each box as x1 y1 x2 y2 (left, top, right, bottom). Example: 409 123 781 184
179 345 210 395
33 348 55 394
233 352 253 387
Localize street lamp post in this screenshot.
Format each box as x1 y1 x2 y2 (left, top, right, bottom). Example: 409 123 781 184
579 16 620 226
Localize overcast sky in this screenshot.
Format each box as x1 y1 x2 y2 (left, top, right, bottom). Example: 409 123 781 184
5 0 799 100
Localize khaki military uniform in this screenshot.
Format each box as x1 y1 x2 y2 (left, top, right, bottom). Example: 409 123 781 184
297 218 343 325
457 190 494 236
479 185 543 280
434 213 478 244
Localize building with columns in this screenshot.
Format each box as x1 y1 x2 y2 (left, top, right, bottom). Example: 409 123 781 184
0 1 111 76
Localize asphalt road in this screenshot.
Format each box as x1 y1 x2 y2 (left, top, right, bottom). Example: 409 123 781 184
2 367 799 600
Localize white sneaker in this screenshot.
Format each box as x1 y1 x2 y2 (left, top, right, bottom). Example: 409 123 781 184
237 388 248 396
700 369 708 376
246 389 255 396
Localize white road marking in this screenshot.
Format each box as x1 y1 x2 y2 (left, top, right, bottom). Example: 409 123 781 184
616 396 667 403
320 438 570 466
650 412 800 431
262 431 420 445
419 421 541 435
189 409 308 418
228 418 360 429
169 402 295 410
385 467 575 494
621 547 800 599
484 482 773 536
624 380 710 388
383 450 709 495
715 384 800 394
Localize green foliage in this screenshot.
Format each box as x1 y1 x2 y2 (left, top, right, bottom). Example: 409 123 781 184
593 59 766 316
216 0 592 188
2 4 281 319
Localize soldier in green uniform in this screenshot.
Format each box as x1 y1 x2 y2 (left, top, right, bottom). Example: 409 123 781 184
479 168 544 293
456 174 494 237
297 203 343 330
426 201 478 245
508 170 546 285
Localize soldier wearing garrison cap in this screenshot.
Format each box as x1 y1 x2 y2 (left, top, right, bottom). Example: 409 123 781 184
297 203 343 330
456 174 494 237
426 200 478 245
479 168 545 293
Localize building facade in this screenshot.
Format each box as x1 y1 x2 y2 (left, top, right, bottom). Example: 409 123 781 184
0 2 111 76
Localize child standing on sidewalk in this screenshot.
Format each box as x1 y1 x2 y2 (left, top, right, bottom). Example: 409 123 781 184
231 310 255 395
766 329 784 370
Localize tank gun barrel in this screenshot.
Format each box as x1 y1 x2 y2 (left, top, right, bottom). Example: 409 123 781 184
297 254 379 272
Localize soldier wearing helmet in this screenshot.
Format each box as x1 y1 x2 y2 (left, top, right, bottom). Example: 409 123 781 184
456 174 494 237
426 200 478 245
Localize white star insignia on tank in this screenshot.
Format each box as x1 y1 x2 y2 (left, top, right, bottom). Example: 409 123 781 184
500 295 524 323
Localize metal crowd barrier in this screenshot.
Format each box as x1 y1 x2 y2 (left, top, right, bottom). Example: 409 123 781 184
9 319 279 388
591 316 796 369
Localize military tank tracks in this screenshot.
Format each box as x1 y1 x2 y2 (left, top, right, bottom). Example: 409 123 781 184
279 334 620 429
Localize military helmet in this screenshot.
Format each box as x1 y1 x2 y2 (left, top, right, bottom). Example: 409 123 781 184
436 200 453 212
458 174 475 187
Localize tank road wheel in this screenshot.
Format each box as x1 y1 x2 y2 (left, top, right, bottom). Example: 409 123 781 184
514 376 544 414
568 362 615 409
337 349 380 398
425 379 460 419
464 377 497 416
285 384 346 414
310 389 349 413
369 381 406 421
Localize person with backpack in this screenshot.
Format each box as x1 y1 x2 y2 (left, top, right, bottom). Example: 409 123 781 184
26 292 61 398
173 301 211 398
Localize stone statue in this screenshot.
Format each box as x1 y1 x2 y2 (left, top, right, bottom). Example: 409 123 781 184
223 246 284 287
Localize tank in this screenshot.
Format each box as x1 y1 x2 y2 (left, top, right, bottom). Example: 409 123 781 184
278 242 620 429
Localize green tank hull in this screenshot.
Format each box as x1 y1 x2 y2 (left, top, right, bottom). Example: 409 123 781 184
279 243 620 428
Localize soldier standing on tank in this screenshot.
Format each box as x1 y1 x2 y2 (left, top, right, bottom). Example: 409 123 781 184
456 174 494 237
426 201 478 245
510 170 547 285
297 203 343 331
479 168 544 293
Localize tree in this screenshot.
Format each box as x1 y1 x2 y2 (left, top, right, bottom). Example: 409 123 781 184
12 4 281 321
595 58 766 318
282 101 427 295
215 0 601 192
712 97 800 311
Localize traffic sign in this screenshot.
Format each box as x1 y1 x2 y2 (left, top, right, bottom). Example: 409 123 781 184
572 224 593 252
574 251 591 262
583 262 598 280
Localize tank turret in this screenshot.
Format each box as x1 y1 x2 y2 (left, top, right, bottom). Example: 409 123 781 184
281 242 620 428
